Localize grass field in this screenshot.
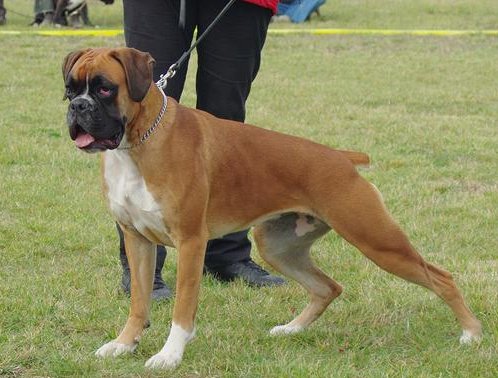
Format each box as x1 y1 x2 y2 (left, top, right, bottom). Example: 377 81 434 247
0 1 497 377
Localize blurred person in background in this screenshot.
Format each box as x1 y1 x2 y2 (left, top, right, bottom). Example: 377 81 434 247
0 0 6 25
32 0 113 27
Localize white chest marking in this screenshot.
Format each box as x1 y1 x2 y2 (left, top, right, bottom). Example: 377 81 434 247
104 150 166 237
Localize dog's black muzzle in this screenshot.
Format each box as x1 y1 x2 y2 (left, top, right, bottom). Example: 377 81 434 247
67 96 124 152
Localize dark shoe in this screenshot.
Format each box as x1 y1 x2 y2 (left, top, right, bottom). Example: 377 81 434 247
121 268 172 301
205 259 286 287
151 276 173 300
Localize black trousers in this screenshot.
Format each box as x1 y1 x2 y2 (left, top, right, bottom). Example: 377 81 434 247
119 0 272 268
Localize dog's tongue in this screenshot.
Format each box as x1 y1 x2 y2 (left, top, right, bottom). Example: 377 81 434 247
75 133 95 148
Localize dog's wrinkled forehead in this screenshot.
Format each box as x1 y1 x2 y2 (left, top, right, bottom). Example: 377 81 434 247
67 49 125 86
63 47 154 103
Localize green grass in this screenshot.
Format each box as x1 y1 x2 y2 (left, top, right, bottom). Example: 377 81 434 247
3 0 498 30
1 1 497 377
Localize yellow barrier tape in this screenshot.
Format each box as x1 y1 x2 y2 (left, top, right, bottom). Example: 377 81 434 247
272 28 498 36
37 29 124 37
0 29 123 36
1 28 498 37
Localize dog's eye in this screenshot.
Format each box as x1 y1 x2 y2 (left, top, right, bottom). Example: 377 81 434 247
98 86 113 97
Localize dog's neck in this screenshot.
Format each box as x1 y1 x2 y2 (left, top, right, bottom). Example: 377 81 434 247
122 84 168 149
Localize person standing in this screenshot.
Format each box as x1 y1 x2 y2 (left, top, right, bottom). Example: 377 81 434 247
119 0 285 300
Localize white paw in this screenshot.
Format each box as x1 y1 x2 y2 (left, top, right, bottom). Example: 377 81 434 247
95 340 137 357
459 329 482 344
144 323 194 369
270 324 303 336
145 351 182 370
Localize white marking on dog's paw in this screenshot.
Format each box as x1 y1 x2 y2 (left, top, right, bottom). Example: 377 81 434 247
145 350 182 370
459 329 482 344
270 324 303 336
145 322 195 369
95 340 136 358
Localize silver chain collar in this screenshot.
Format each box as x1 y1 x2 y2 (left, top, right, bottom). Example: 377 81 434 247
118 85 168 150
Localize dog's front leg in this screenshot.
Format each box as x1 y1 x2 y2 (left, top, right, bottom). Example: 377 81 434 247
96 226 155 358
145 236 207 369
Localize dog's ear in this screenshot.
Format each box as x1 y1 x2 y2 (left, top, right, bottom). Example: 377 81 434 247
110 48 156 102
62 48 90 81
62 48 90 100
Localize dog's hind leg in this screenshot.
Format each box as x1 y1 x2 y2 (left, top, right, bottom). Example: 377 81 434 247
254 213 342 335
96 226 156 358
318 176 482 343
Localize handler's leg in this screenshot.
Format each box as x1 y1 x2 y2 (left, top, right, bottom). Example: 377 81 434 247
96 227 156 357
196 0 271 121
123 0 196 101
196 1 283 286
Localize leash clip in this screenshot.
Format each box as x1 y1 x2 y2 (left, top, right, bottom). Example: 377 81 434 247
156 63 178 90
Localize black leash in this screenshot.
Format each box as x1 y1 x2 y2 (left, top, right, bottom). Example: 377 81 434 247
156 0 237 89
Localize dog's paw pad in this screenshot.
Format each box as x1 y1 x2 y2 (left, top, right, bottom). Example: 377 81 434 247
145 351 182 369
459 330 482 345
270 324 303 336
95 340 136 357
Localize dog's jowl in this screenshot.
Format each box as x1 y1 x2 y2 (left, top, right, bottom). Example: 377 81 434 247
62 48 482 369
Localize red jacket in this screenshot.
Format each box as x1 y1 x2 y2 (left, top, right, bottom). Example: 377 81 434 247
244 0 279 13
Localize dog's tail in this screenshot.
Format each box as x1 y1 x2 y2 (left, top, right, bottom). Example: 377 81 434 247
337 149 370 166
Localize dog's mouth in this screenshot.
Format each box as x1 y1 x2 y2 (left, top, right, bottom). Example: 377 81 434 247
69 124 123 152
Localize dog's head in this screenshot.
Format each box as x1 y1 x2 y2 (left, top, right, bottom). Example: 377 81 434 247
62 47 155 152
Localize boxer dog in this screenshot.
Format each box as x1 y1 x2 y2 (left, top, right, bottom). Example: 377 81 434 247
62 47 481 369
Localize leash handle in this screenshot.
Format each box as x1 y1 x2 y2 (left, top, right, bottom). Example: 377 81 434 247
156 0 237 89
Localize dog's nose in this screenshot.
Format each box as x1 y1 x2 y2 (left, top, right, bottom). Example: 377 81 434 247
70 98 92 112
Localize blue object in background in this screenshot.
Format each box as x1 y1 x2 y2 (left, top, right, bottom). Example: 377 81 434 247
277 0 326 23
